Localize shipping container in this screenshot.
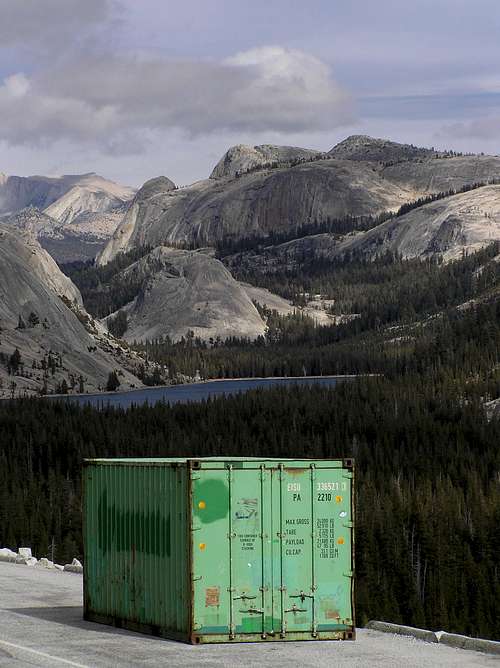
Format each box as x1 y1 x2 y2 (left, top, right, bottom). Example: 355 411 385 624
83 457 354 644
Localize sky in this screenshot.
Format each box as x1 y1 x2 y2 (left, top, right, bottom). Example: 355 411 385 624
0 0 499 187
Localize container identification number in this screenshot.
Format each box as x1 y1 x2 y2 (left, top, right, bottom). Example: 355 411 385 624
317 482 347 491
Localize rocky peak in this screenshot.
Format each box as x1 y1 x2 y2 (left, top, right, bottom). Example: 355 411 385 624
210 143 325 179
134 176 176 202
329 135 437 163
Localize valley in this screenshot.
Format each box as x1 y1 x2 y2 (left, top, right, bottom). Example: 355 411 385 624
2 135 500 397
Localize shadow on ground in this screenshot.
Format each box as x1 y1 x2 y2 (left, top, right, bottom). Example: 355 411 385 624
6 606 159 641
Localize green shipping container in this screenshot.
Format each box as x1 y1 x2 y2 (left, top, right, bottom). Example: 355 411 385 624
83 457 355 644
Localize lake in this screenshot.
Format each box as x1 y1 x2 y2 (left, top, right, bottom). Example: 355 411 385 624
65 376 349 409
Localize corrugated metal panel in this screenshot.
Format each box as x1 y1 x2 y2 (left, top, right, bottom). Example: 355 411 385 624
83 457 354 644
83 461 189 637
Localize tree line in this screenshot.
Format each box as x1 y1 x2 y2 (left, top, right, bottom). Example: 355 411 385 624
0 377 498 639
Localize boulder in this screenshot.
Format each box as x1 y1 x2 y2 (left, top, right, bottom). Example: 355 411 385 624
64 558 83 573
0 547 17 562
18 547 32 559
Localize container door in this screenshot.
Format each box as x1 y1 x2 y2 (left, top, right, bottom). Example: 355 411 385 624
275 464 354 637
312 466 354 632
191 465 273 640
275 464 316 635
228 466 271 637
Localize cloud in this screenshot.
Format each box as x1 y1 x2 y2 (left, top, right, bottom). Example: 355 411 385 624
439 117 500 141
0 0 113 47
0 46 353 153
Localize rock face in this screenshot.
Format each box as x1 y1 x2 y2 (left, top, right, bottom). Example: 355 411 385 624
97 177 177 266
336 184 500 261
102 247 266 343
1 172 135 262
225 185 500 271
0 226 142 397
98 158 417 264
380 156 500 194
99 137 500 265
210 144 325 179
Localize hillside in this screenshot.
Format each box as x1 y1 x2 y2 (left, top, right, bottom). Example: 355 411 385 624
336 184 500 261
223 184 500 272
98 136 500 265
3 204 129 262
0 226 144 396
101 246 267 343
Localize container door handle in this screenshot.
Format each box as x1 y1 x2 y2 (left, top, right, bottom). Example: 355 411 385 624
233 594 257 601
290 591 314 602
239 607 264 614
285 604 308 613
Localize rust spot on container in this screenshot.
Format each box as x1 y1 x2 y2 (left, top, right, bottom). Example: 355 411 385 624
285 468 307 475
325 609 341 619
205 586 220 607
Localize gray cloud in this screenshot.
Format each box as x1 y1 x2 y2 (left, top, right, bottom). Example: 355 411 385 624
0 0 113 47
438 117 500 142
0 47 353 151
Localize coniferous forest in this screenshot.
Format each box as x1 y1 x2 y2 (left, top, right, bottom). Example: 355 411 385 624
0 381 498 639
1 242 499 640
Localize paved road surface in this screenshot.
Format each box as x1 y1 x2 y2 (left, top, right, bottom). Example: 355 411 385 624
0 562 496 667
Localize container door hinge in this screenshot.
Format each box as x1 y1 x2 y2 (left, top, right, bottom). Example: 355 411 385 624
342 521 354 529
343 570 353 578
342 472 353 479
193 575 202 582
191 473 201 481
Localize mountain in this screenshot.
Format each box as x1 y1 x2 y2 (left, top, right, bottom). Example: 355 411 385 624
98 157 415 264
0 172 135 262
42 173 134 225
101 246 267 343
0 226 144 397
87 135 500 345
0 172 133 217
98 136 500 265
224 184 500 273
